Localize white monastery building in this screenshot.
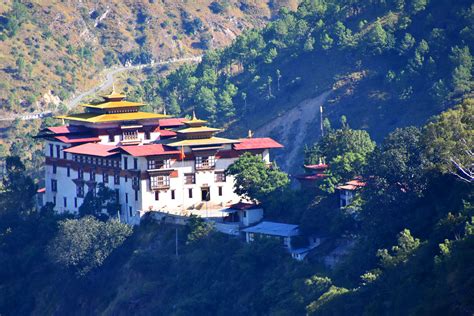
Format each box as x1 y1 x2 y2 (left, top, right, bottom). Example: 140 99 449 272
37 90 283 224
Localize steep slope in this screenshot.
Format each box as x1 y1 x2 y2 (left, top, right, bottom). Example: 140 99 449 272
148 0 473 173
0 0 297 115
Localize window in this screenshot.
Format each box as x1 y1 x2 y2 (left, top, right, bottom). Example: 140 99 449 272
125 175 128 183
148 159 171 170
215 171 226 182
115 189 119 202
63 146 67 159
108 134 114 142
56 145 60 158
123 130 138 141
145 131 151 140
74 198 77 208
135 190 138 201
195 156 215 169
114 173 120 185
67 167 70 177
53 196 56 206
78 169 84 179
124 157 128 170
133 158 138 170
155 191 159 201
76 185 84 198
125 193 128 204
51 179 57 192
49 144 54 157
218 186 223 196
52 164 57 174
129 206 133 217
90 170 96 181
133 176 139 189
188 188 193 198
185 173 195 184
150 175 170 189
171 190 175 200
63 197 67 207
103 172 109 183
243 211 247 218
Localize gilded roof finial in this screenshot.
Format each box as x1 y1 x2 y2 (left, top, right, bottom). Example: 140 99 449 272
192 110 197 120
163 106 167 116
247 129 254 138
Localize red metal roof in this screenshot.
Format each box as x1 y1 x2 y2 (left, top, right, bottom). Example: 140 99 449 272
118 144 180 157
159 118 186 128
304 164 328 170
234 138 283 151
54 135 101 144
336 178 366 191
37 187 46 193
159 129 177 137
294 173 327 181
229 202 261 210
64 143 118 157
46 125 91 134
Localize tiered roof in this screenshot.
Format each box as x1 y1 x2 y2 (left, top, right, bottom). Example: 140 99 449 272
58 90 167 124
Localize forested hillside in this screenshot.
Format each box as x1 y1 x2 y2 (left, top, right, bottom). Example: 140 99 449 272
0 101 472 315
0 0 297 115
129 0 473 172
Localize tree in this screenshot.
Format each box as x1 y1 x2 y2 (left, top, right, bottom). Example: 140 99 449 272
226 152 289 203
409 0 428 14
398 33 415 55
366 20 388 55
186 215 214 244
78 183 120 220
48 216 132 276
449 46 472 94
376 229 421 268
0 156 36 217
16 56 25 76
422 100 473 178
194 86 217 123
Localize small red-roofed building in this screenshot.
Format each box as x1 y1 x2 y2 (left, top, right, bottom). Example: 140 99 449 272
295 163 329 189
336 177 366 208
36 91 283 225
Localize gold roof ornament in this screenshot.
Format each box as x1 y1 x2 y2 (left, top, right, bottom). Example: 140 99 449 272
183 110 207 127
57 111 168 123
247 130 254 138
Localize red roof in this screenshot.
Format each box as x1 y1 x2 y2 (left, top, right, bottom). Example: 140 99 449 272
118 144 180 157
304 164 328 170
229 202 261 210
159 129 177 137
234 138 283 151
64 143 118 157
159 118 186 128
336 178 366 191
37 187 46 193
54 135 101 144
46 125 90 134
294 173 327 181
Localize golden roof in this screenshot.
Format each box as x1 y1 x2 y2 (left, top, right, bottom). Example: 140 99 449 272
166 137 239 147
81 101 145 109
176 126 221 134
183 111 207 127
57 112 168 123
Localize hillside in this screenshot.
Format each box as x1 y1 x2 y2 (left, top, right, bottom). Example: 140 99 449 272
141 0 473 173
0 0 298 116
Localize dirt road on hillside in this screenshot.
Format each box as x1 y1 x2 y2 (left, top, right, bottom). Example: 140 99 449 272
255 90 332 171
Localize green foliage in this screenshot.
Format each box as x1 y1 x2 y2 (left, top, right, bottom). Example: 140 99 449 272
186 215 215 244
226 152 289 203
48 216 132 276
376 229 421 268
78 183 120 220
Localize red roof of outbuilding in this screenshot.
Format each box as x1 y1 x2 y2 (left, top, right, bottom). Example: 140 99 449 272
234 138 283 151
37 187 46 193
229 202 261 210
117 144 180 157
336 178 366 191
64 143 118 157
159 118 186 128
294 173 327 181
304 164 328 170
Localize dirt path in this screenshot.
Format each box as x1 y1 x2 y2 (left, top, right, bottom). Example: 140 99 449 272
255 90 332 171
0 56 202 122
